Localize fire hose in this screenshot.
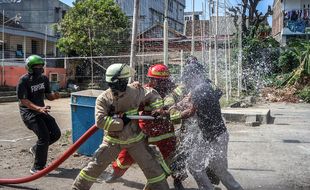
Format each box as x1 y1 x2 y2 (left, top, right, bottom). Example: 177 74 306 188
0 115 156 184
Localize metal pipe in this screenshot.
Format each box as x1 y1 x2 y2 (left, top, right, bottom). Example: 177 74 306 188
129 0 140 82
2 9 4 86
163 0 169 65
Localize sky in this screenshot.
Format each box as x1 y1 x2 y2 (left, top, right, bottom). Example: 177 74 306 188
60 0 274 24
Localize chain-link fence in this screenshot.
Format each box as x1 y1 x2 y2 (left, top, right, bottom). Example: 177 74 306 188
0 45 244 100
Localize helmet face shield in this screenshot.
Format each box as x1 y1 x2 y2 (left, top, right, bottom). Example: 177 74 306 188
108 78 128 92
105 64 135 83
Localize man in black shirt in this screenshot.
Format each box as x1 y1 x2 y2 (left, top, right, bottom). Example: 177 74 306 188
177 60 244 190
17 55 61 174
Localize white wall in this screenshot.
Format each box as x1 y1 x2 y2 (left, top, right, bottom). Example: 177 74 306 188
284 0 310 10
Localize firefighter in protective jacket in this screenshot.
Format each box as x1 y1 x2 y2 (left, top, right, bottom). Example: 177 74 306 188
106 64 186 189
71 63 169 190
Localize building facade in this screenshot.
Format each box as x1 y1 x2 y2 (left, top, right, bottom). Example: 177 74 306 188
272 0 310 44
0 13 66 88
115 0 185 33
0 0 70 36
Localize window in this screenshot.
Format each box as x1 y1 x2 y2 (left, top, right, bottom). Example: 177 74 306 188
31 40 38 54
55 7 60 13
50 73 59 82
16 44 23 58
169 0 173 12
17 44 23 51
62 10 66 19
0 43 8 59
55 7 61 22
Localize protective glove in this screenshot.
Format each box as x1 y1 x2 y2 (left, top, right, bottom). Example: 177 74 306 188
121 113 131 126
151 109 170 120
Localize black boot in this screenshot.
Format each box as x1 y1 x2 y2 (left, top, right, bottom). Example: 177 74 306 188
206 167 220 185
105 172 122 183
173 179 185 190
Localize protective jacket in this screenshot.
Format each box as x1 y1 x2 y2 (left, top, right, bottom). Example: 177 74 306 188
72 84 170 190
111 83 186 176
96 83 164 144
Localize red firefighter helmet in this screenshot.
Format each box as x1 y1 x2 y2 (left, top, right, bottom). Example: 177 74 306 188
147 64 170 79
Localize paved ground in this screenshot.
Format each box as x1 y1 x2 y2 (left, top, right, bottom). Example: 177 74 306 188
0 98 309 190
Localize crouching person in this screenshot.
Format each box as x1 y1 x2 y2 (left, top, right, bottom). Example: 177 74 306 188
72 63 169 190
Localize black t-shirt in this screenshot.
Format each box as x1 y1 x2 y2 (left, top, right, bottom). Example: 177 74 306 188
17 73 51 120
191 80 226 142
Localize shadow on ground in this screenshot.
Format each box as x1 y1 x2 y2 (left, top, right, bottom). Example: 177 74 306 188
0 184 38 190
47 167 80 179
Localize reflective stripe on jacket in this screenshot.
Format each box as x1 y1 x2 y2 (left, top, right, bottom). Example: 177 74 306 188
96 84 163 144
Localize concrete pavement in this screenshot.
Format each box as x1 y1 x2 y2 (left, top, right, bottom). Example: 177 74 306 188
0 98 309 190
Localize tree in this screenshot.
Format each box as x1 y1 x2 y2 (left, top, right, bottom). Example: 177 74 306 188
57 0 130 56
228 0 272 37
241 28 280 93
227 1 277 94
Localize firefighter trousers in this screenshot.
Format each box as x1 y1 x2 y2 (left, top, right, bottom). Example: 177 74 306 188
72 140 169 190
112 137 176 176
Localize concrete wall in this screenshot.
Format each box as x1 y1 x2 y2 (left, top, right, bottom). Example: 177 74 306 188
272 0 283 38
283 0 301 10
1 65 66 88
0 0 70 36
115 0 185 33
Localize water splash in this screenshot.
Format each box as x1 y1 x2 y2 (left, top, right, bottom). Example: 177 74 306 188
174 117 215 173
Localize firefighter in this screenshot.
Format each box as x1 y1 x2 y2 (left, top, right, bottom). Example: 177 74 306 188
16 55 61 174
175 61 244 190
106 64 186 190
72 63 169 190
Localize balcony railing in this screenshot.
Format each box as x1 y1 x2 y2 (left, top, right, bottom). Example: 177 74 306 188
0 50 55 60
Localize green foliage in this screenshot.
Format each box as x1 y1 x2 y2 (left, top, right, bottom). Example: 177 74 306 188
57 0 130 56
297 86 310 103
266 73 291 87
281 39 310 86
278 49 299 73
241 26 280 92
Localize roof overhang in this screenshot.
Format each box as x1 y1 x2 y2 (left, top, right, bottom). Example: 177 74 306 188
3 26 57 42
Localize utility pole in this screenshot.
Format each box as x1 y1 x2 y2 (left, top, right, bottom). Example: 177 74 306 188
163 0 169 65
214 0 218 85
44 25 47 76
228 24 232 97
224 0 228 100
180 50 184 81
2 10 4 86
191 0 195 55
208 0 212 80
129 0 140 82
237 13 242 97
88 28 93 89
201 1 205 65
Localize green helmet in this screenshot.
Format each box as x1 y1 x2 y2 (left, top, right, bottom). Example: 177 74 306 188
25 55 45 73
105 63 135 83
